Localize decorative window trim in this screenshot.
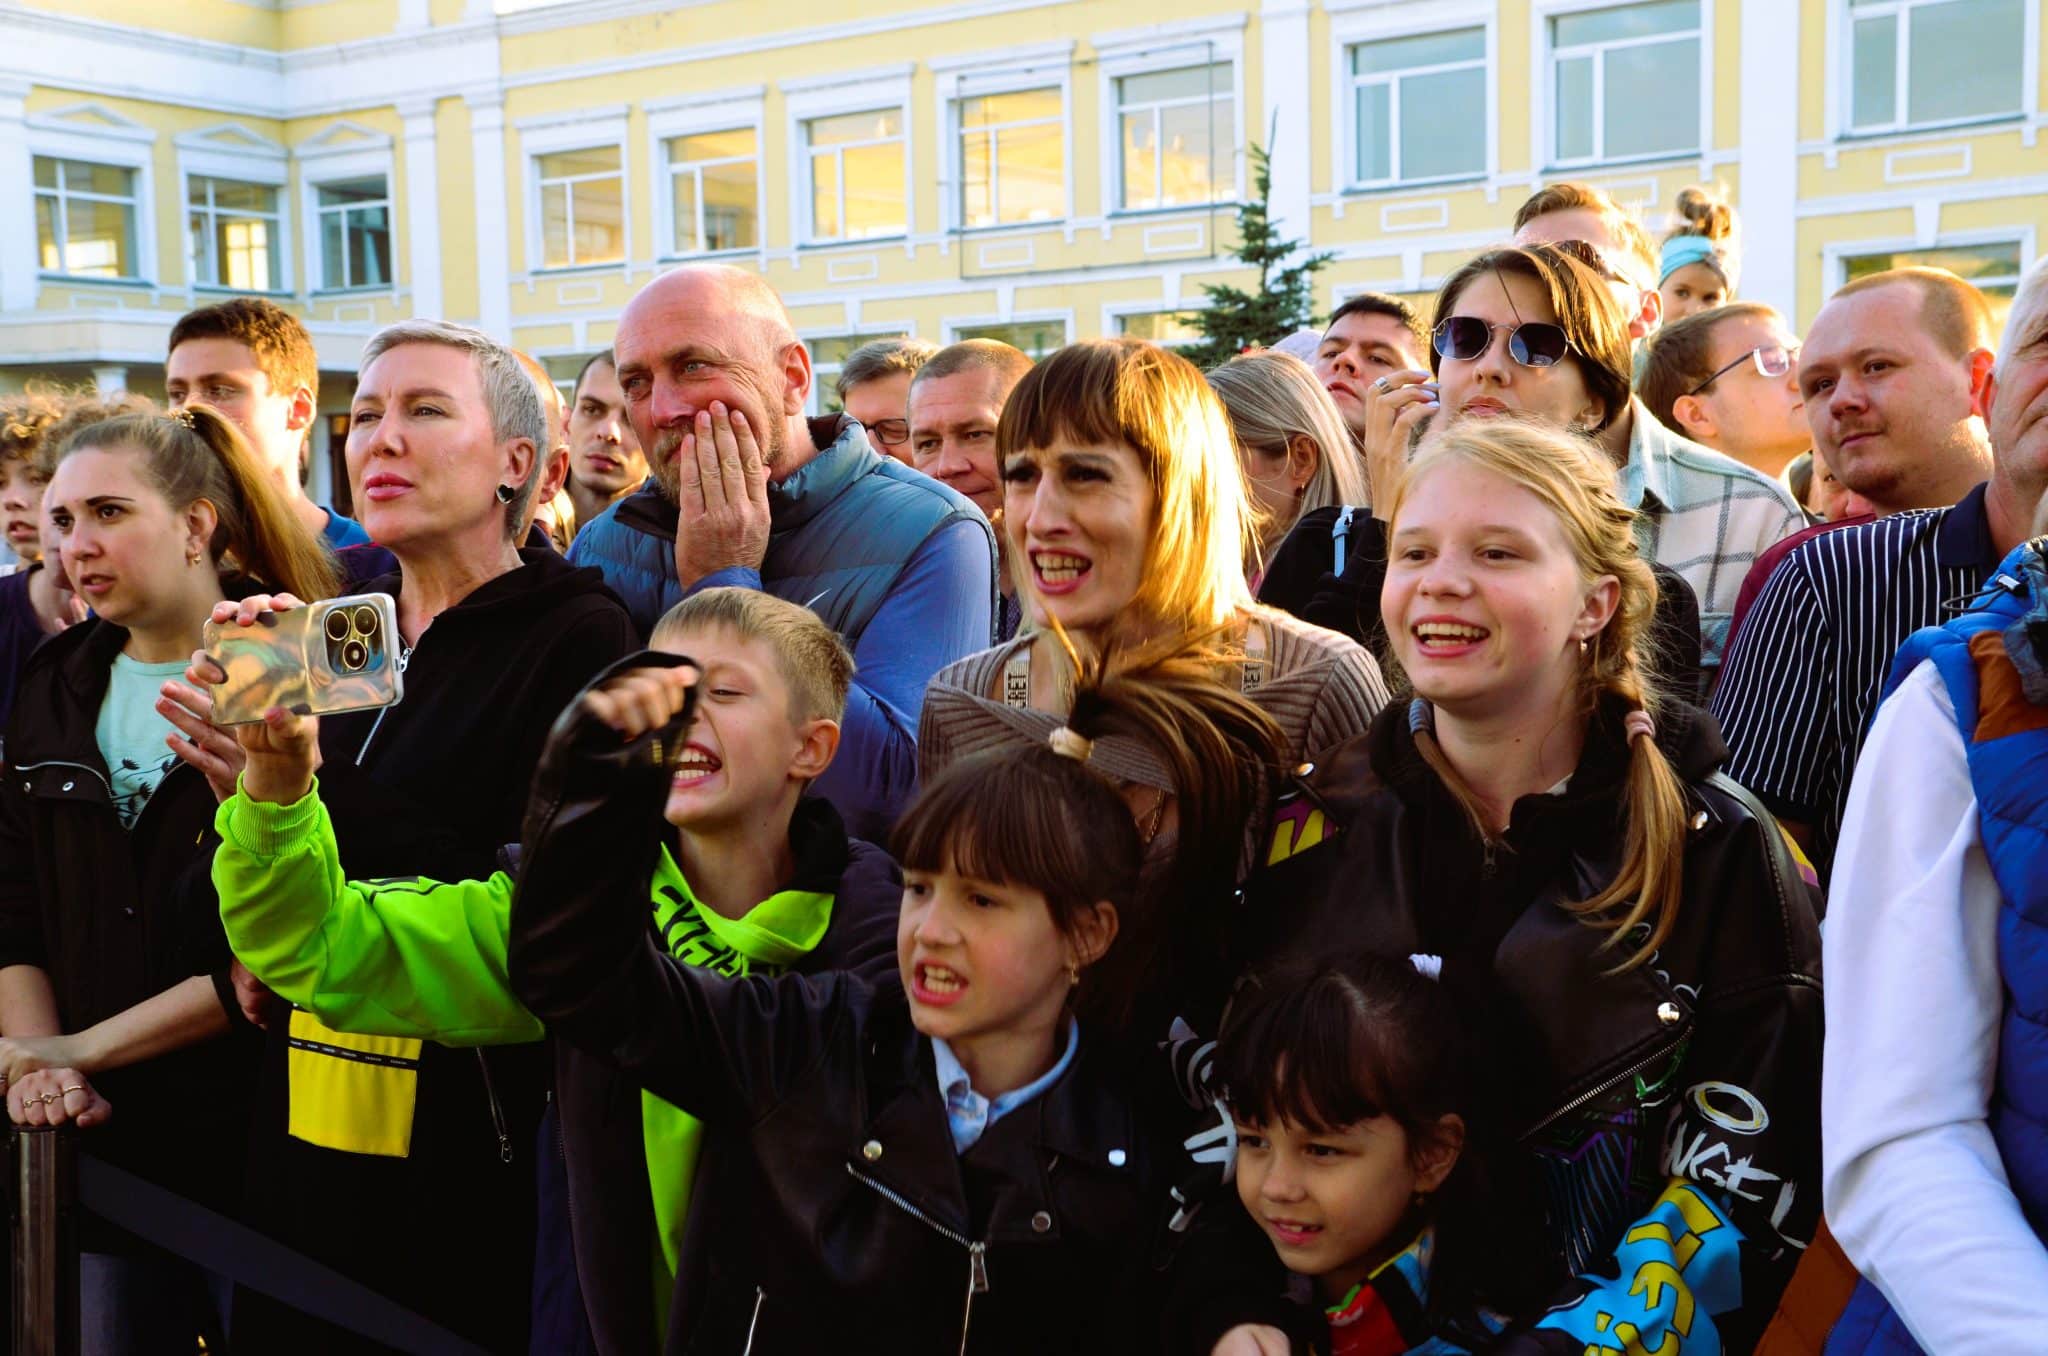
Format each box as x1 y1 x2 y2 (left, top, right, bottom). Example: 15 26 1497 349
648 88 766 263
1827 0 2039 142
177 128 293 295
1093 25 1244 217
1532 0 1713 171
519 109 631 275
1327 2 1496 200
296 124 397 297
783 64 915 250
925 45 1074 236
27 111 158 285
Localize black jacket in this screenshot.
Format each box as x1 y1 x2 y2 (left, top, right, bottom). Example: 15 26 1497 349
0 617 259 1243
232 549 637 1354
508 679 1196 1354
1259 506 1709 702
1237 697 1823 1352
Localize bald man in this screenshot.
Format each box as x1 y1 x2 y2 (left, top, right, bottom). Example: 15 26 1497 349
568 264 995 839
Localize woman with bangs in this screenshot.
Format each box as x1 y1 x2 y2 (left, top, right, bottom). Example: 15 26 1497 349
919 337 1391 1033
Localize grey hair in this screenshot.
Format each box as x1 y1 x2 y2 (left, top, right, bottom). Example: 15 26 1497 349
1998 256 2048 382
360 319 547 536
835 336 940 401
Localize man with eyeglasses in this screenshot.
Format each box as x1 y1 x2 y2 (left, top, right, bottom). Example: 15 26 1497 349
835 336 938 465
1711 265 2014 873
1641 303 1811 482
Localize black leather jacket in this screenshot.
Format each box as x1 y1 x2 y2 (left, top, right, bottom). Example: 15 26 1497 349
1238 696 1824 1353
508 658 1195 1353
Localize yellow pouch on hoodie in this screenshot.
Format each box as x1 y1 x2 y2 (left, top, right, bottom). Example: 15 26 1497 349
286 1009 423 1158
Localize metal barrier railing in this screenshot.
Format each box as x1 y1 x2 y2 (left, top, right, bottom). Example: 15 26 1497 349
9 1128 77 1356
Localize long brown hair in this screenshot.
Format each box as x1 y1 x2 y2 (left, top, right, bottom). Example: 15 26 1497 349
56 406 339 602
1384 419 1688 970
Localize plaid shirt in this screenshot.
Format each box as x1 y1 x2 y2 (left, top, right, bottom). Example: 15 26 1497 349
1616 399 1805 670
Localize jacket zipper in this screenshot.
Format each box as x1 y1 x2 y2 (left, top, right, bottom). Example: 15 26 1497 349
846 1165 990 1354
353 643 413 766
1520 1017 1693 1142
12 758 114 800
475 1049 513 1164
741 1286 766 1355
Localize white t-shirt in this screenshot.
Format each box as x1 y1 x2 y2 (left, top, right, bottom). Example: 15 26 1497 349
95 653 189 829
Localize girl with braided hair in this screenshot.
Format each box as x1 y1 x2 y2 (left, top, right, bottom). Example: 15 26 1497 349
1231 417 1823 1354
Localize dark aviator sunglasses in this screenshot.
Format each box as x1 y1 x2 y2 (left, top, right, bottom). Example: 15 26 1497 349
1431 315 1575 369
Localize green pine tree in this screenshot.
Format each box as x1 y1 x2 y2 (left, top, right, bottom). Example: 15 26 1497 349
1180 142 1335 370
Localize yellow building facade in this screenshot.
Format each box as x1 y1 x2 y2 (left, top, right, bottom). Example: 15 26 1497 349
8 0 2045 505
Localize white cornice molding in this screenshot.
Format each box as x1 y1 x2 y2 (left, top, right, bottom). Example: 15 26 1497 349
26 102 159 144
296 119 396 158
1089 14 1247 58
927 39 1073 76
496 0 720 38
174 122 288 157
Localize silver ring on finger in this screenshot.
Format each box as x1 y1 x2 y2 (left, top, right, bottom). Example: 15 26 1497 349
1373 377 1391 393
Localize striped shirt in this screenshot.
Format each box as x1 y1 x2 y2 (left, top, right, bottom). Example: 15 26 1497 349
1708 482 1998 875
1617 399 1806 671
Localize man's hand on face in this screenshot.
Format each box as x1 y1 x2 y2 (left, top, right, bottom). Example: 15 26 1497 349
672 401 771 591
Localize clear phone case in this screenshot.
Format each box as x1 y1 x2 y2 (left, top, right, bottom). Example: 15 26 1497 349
203 594 405 727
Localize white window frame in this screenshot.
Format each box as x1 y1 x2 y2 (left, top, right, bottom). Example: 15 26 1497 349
1833 0 2038 139
649 88 766 262
1823 227 2034 305
297 132 397 297
1342 29 1490 190
176 126 291 294
784 65 915 249
1102 300 1206 348
23 105 159 288
1535 0 1711 170
802 326 916 416
32 152 148 285
943 311 1073 359
1327 3 1497 202
1095 19 1245 217
930 44 1075 236
519 107 631 275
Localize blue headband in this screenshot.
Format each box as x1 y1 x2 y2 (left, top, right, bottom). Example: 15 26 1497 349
1661 234 1724 285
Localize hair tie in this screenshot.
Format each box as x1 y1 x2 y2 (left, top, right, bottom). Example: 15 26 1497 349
1409 953 1443 982
1659 234 1721 284
1624 709 1656 743
1048 726 1093 762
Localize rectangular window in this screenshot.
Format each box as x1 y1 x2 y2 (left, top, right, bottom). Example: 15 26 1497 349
188 175 283 291
1117 311 1203 347
1347 29 1488 186
1848 0 2025 133
315 177 392 292
1843 240 2024 332
1548 1 1701 165
33 156 139 279
1116 64 1233 211
805 110 906 243
959 87 1066 229
955 319 1066 359
666 128 759 255
537 146 625 270
808 332 910 412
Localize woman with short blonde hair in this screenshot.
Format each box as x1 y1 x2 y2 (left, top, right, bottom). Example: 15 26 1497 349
1206 349 1370 571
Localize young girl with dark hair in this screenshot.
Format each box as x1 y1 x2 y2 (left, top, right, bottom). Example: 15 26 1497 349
1240 418 1822 1355
507 644 1276 1350
0 405 337 1352
1203 950 1524 1356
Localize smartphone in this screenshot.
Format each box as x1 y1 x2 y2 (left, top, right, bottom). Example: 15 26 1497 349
203 594 405 726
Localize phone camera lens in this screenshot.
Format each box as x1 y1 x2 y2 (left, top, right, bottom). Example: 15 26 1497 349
325 611 352 641
341 640 368 672
353 606 378 636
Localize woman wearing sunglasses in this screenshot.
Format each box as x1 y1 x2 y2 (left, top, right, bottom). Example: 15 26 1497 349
1259 245 1710 696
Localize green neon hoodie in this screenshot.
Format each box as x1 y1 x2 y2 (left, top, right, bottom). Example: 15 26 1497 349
213 778 839 1325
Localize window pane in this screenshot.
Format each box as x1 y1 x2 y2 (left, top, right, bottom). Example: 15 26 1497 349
1355 81 1392 182
209 178 276 215
63 197 130 277
971 87 1061 126
1353 28 1485 76
540 146 620 180
1556 55 1595 160
993 120 1065 223
956 320 1064 358
671 169 701 253
189 210 211 283
33 157 55 190
808 110 899 147
1400 66 1486 179
220 216 275 290
1604 37 1699 157
1851 15 1898 129
674 127 756 161
1907 0 2023 125
352 206 392 288
1554 0 1699 48
570 176 625 264
961 131 994 228
542 181 571 267
189 176 209 207
1121 109 1158 209
1118 64 1227 108
1158 96 1227 204
810 151 841 239
318 177 385 209
700 158 756 250
71 161 133 198
35 195 58 270
1118 311 1202 343
321 209 347 288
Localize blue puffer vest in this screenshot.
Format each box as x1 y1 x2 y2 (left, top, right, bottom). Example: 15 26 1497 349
1827 539 2048 1355
567 416 994 639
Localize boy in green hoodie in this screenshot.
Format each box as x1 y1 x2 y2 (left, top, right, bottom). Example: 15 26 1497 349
209 586 901 1348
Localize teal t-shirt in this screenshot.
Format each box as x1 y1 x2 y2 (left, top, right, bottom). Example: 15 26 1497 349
95 653 190 828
